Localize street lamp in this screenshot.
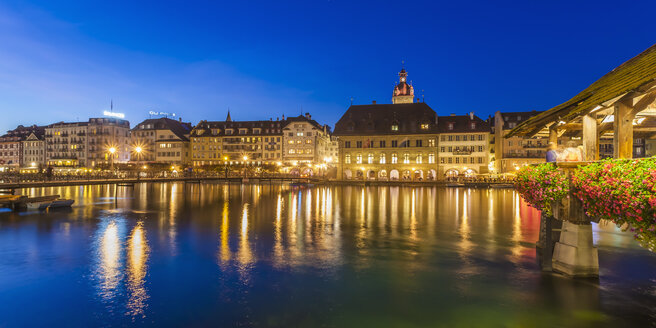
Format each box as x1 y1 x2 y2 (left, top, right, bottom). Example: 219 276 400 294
223 156 229 178
108 147 116 174
242 155 249 178
134 146 143 179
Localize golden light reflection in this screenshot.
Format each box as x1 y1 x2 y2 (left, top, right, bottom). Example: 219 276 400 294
219 199 231 265
237 203 253 266
274 194 283 262
98 221 121 301
126 223 149 317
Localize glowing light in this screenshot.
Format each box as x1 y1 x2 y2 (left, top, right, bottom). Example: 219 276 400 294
135 146 143 153
103 111 125 118
108 147 116 154
30 162 36 167
243 155 248 161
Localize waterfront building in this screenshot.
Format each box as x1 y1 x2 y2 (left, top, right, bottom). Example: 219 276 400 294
438 113 491 177
22 127 46 169
190 113 284 166
492 111 555 173
131 117 192 165
45 118 130 167
0 125 45 169
334 101 440 180
281 113 332 172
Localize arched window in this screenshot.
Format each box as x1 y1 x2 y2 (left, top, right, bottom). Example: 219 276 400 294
356 154 363 164
379 153 386 164
416 154 422 164
403 153 410 164
367 153 374 164
391 153 398 164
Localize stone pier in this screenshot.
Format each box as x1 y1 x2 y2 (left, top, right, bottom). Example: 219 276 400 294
552 221 599 277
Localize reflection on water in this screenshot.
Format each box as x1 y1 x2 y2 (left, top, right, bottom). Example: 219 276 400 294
97 220 123 302
1 184 655 327
126 222 149 317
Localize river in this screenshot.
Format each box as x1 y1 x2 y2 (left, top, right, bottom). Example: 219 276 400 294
0 183 654 327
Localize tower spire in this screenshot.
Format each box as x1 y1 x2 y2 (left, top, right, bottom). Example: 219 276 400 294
226 109 232 122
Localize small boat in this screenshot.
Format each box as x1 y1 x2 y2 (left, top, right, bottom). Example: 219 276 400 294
27 201 52 211
48 199 75 209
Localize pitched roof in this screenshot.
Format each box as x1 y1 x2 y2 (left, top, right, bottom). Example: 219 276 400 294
333 102 439 136
133 117 192 141
508 43 656 137
283 114 329 132
437 114 490 133
192 120 284 137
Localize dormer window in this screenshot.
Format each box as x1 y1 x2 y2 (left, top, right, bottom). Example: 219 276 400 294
391 124 399 131
470 122 476 130
420 123 429 130
448 123 454 131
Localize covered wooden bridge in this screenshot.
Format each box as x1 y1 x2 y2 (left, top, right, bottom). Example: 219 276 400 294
507 43 656 277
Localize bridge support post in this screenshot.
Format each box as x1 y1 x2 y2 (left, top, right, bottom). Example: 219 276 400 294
552 221 598 277
537 213 561 271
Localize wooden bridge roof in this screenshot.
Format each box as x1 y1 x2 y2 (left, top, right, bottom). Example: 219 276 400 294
507 43 656 137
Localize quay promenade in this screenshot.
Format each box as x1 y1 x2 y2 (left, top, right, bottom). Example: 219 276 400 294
0 175 514 192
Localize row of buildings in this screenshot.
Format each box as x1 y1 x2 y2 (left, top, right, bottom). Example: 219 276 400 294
2 68 654 178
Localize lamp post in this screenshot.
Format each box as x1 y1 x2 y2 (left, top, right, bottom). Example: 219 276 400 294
223 156 229 179
243 155 248 178
134 146 142 179
108 147 116 176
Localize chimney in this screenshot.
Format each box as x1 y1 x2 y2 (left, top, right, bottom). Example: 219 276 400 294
469 112 474 120
305 112 311 120
179 117 182 122
372 100 377 105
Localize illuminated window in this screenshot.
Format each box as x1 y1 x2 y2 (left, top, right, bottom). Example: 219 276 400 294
367 153 374 164
416 154 422 164
391 153 398 164
428 139 435 147
345 154 351 164
403 153 409 164
288 140 294 144
391 124 399 131
296 132 304 136
379 153 386 164
356 154 362 164
420 123 429 130
428 153 435 163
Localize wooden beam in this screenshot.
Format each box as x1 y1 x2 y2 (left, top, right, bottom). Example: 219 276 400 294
582 114 598 161
629 91 656 117
614 100 635 159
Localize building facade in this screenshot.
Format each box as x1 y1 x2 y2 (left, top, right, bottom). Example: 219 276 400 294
131 117 192 164
334 101 440 180
190 114 284 166
22 130 46 168
438 113 491 177
0 125 45 169
282 113 332 167
45 118 130 167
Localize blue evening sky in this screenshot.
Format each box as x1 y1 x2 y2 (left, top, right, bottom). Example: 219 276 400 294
0 0 654 132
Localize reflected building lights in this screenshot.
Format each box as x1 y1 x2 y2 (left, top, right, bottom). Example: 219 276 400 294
126 223 149 317
97 220 122 302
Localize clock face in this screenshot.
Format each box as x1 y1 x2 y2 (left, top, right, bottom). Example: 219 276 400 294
401 77 406 82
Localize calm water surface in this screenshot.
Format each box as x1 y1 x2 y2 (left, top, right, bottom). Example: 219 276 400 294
0 183 655 327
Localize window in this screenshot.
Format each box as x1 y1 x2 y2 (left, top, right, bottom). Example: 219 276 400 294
428 139 435 147
455 157 460 164
391 140 398 147
391 124 399 131
288 140 294 144
420 123 429 130
416 154 422 164
455 135 460 141
440 157 445 164
391 153 398 164
448 123 454 130
306 140 312 144
403 153 409 164
478 146 484 152
380 153 386 164
416 140 423 147
470 122 476 130
379 140 386 147
344 141 351 148
448 146 453 152
448 135 453 141
289 149 296 154
367 153 374 164
440 135 446 141
296 132 304 136
428 153 435 163
478 157 483 164
470 135 475 141
440 146 445 152
356 154 363 164
478 134 484 141
356 141 362 148
345 154 351 163
447 157 452 164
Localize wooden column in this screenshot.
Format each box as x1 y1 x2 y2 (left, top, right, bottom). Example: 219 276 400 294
582 114 598 161
549 124 558 146
613 101 635 159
